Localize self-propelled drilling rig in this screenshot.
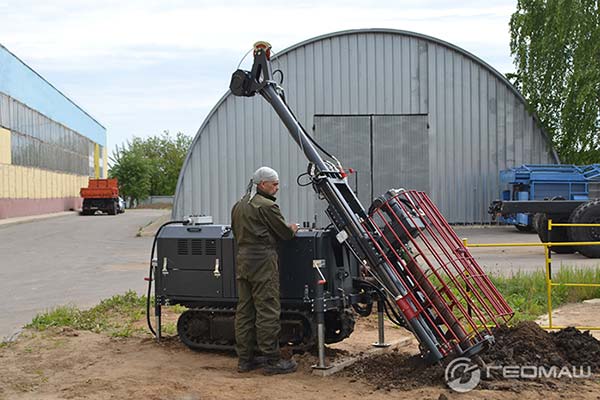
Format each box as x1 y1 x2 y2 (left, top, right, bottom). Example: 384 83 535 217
149 42 513 364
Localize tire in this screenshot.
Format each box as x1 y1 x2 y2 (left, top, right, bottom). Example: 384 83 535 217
567 199 600 258
532 213 544 233
537 213 576 254
108 200 117 215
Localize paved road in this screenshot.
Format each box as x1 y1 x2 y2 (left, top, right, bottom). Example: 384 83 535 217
454 225 600 275
1 213 599 340
0 209 169 340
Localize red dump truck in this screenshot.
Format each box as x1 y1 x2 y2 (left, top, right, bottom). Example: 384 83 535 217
80 179 125 215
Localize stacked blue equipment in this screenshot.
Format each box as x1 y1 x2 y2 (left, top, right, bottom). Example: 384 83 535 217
499 164 600 229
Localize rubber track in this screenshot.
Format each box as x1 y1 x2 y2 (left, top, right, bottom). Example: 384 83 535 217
177 306 315 352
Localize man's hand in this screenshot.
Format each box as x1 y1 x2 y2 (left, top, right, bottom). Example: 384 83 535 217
289 223 299 234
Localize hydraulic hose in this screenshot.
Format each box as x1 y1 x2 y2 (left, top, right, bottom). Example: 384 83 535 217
146 220 186 337
355 279 407 328
352 302 373 317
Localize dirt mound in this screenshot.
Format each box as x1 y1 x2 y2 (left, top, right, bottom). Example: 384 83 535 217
482 321 600 371
345 322 600 390
481 321 566 368
345 349 446 390
552 327 600 369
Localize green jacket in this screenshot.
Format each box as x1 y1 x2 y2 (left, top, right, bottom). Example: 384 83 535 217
231 191 295 251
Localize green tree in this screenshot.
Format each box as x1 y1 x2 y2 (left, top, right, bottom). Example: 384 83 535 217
109 131 192 205
109 143 152 206
135 131 192 196
509 0 600 163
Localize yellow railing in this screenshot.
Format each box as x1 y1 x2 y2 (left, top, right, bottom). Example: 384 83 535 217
462 219 600 331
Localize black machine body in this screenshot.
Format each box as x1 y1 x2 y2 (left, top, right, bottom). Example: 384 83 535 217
154 223 370 351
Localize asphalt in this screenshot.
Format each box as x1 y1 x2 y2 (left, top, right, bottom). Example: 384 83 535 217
1 211 599 341
0 209 169 340
454 225 600 275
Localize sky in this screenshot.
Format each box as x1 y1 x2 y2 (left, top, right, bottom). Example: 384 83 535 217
0 0 518 158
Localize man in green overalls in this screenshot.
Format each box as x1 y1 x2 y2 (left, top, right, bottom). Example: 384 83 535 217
231 166 298 374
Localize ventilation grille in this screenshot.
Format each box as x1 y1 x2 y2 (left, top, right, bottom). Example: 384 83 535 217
177 239 217 256
191 239 203 255
205 240 217 255
177 239 188 255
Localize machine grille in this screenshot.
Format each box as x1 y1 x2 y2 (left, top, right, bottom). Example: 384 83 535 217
191 239 203 255
205 240 217 255
177 239 188 255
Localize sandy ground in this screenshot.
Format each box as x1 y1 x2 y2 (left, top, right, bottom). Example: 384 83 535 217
537 299 600 339
1 308 600 400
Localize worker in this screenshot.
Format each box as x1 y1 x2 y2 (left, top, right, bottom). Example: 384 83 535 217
231 166 299 374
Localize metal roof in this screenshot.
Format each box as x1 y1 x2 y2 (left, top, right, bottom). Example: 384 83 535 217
173 28 559 224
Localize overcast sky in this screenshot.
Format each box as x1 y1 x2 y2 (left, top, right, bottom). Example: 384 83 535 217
0 0 518 156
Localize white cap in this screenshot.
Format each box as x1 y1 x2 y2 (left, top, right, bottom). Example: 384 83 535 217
246 166 279 201
252 166 279 184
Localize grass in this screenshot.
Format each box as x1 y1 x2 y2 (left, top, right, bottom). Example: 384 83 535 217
162 322 177 335
27 290 148 337
491 266 600 322
21 267 600 338
26 291 188 338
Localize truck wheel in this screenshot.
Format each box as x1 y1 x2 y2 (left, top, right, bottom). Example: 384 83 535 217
108 201 117 215
532 213 544 233
568 199 600 258
537 214 576 254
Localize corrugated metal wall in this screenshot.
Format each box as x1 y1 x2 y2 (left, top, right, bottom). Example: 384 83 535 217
173 29 558 224
0 92 93 175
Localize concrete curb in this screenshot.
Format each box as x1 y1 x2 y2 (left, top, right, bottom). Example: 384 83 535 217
137 212 172 237
0 211 79 228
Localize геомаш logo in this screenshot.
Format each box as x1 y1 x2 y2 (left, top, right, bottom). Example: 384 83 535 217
444 357 592 393
445 357 481 393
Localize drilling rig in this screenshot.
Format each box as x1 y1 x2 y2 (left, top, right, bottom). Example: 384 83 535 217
149 41 513 365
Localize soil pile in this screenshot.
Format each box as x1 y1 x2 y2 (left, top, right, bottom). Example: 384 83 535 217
552 327 600 369
345 321 600 390
345 349 446 390
481 321 566 368
481 321 600 371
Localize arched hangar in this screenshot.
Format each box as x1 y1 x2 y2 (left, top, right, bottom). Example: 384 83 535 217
173 29 558 225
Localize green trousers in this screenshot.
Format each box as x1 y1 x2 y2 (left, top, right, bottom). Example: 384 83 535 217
234 252 281 362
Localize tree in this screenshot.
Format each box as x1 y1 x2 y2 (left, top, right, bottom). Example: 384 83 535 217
109 131 192 205
136 131 192 196
109 143 152 206
509 0 600 163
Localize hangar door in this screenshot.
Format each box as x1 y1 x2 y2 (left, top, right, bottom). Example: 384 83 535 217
313 114 429 227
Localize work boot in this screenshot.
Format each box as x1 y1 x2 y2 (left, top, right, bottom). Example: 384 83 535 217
237 356 268 373
263 358 297 375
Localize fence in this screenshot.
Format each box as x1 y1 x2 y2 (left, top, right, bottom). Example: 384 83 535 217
462 220 600 331
138 196 174 206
